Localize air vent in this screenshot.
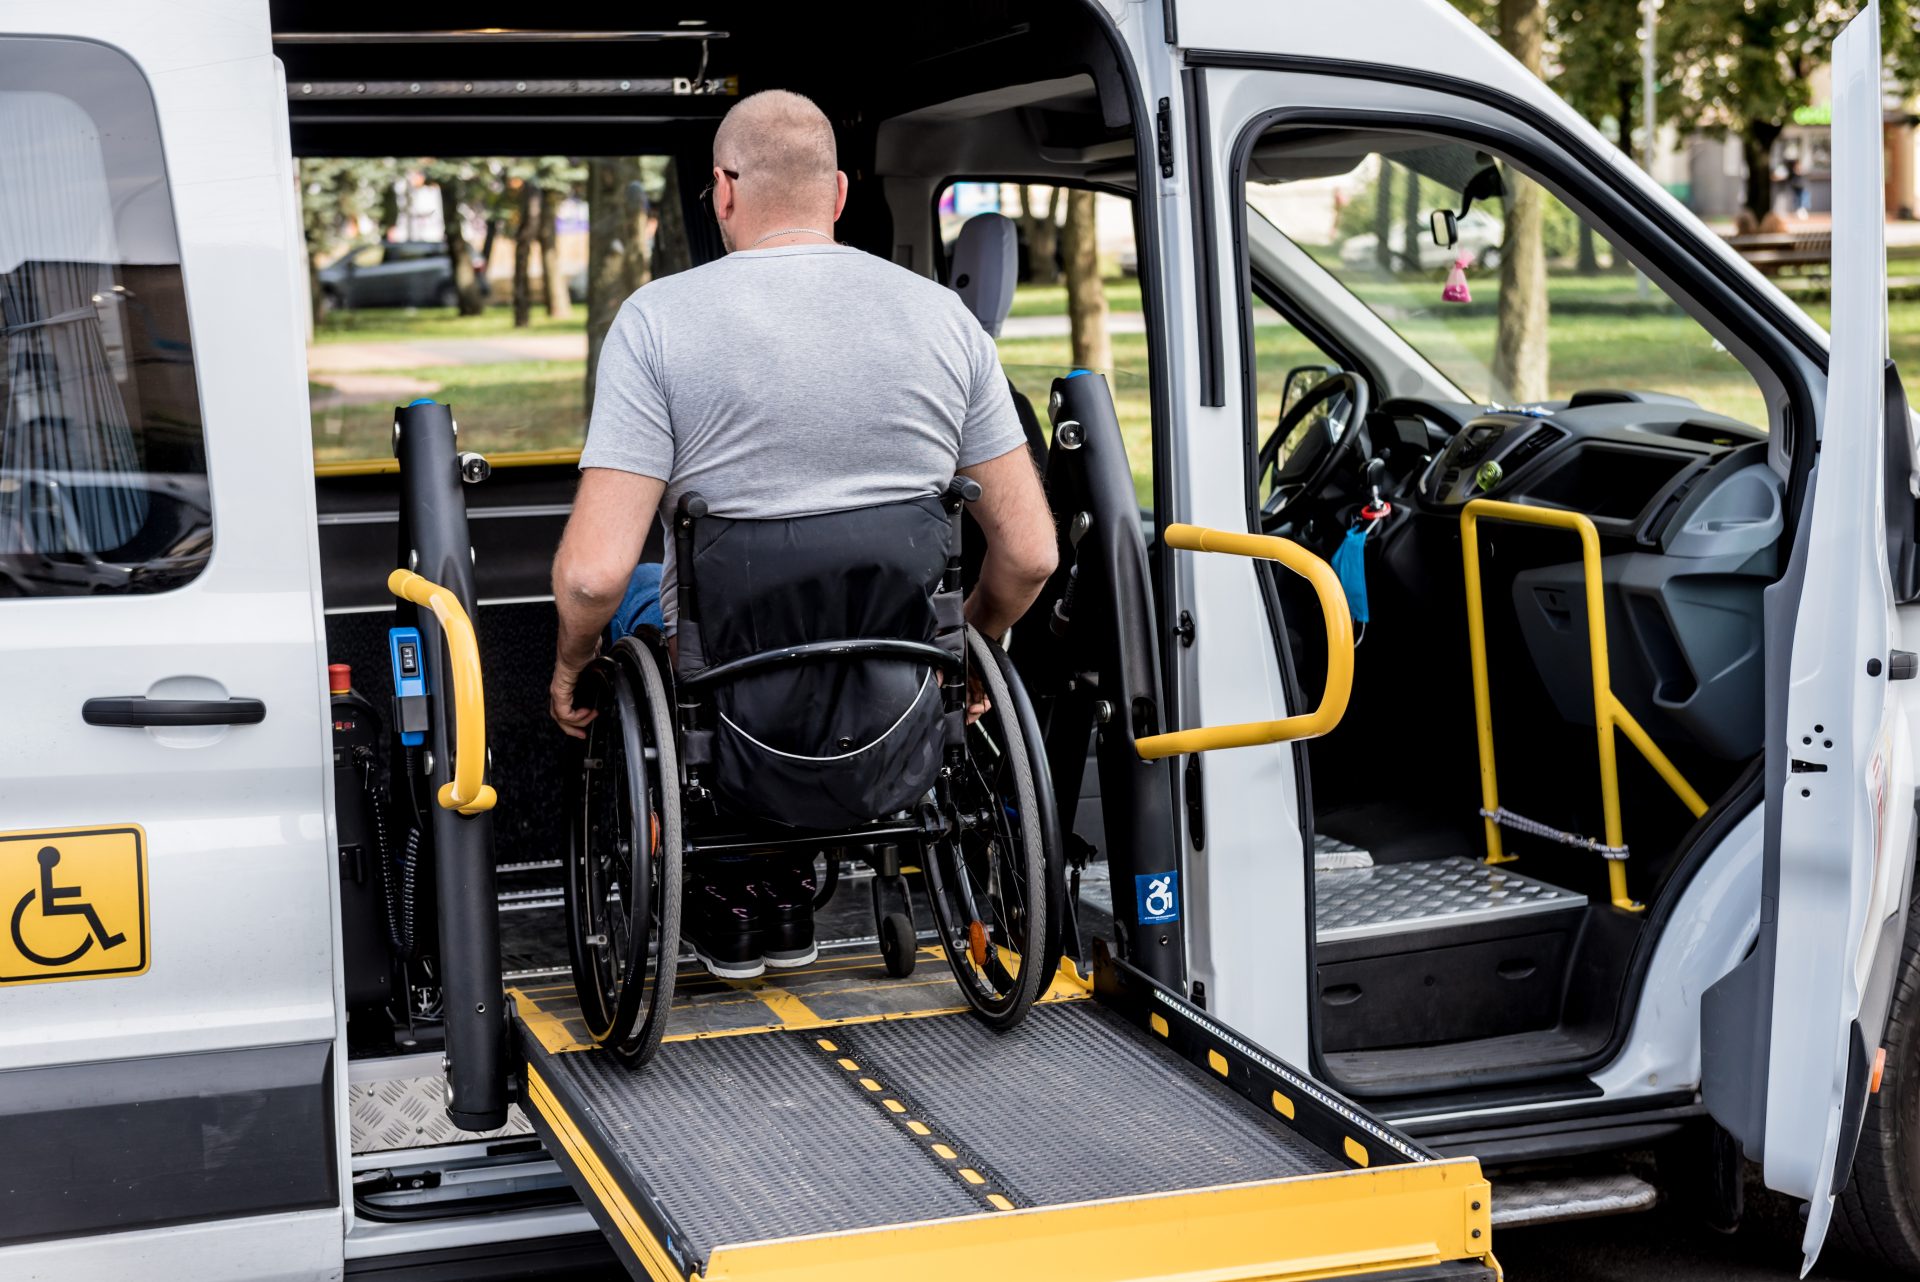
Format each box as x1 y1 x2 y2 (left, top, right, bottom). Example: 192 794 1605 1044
1503 425 1565 471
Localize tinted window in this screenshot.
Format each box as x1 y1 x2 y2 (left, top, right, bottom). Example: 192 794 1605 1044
0 38 210 598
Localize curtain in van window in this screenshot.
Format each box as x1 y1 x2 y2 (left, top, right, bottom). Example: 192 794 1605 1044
0 90 146 557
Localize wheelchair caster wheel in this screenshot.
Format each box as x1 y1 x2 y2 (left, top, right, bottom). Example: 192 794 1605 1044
879 911 916 978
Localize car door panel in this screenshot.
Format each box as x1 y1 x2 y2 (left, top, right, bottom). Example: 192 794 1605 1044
1762 4 1916 1267
0 1 341 1275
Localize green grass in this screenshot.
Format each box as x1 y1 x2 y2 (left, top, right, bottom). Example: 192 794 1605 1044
309 276 1920 506
1006 277 1142 318
313 305 586 345
311 359 585 462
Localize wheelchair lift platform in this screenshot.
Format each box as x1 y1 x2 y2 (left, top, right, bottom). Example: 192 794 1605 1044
510 945 1496 1282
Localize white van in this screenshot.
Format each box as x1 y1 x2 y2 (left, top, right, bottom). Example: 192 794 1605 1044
0 2 1912 1280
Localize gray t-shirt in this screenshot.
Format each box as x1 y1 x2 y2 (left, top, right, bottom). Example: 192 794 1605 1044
579 242 1028 624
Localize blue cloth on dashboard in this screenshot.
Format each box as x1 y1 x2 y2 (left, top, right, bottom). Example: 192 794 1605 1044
1331 523 1371 625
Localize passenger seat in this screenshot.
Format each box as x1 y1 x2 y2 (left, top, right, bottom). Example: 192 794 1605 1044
949 213 1049 592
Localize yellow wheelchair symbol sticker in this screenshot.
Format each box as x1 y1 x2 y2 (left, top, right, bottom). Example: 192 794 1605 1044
0 825 149 985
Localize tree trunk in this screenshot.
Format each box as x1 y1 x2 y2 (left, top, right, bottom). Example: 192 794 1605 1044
652 160 691 278
1061 187 1110 374
1018 185 1063 286
438 178 486 316
584 158 652 416
1402 163 1425 271
538 185 572 320
1492 0 1549 402
512 183 536 328
479 216 499 278
1742 123 1784 222
1374 161 1396 272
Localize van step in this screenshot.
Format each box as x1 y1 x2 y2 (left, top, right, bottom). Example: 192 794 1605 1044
1492 1171 1659 1227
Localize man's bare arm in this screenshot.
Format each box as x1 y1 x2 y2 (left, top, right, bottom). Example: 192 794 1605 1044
549 468 666 737
959 445 1057 642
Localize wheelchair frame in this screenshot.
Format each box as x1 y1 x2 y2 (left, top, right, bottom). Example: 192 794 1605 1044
565 477 1063 1065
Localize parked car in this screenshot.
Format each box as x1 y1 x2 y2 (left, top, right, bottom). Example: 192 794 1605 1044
316 240 490 311
1339 206 1504 270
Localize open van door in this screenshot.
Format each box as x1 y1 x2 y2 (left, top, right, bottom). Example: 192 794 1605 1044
1740 3 1918 1268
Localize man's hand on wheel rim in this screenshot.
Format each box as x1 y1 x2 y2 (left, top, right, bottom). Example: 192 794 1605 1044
550 662 597 738
965 668 991 725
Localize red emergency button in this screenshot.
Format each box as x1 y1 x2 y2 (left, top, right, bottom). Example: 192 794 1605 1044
328 663 352 696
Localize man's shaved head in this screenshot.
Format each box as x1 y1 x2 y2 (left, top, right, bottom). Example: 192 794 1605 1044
712 90 839 225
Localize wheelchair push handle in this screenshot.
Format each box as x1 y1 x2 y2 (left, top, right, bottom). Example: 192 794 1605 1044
943 475 983 509
387 568 498 814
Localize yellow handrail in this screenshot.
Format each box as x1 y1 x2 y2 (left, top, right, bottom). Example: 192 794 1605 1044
387 569 498 815
1460 499 1705 911
1133 524 1354 761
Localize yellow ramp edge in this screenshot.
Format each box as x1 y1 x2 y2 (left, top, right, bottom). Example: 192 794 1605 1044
695 1159 1494 1282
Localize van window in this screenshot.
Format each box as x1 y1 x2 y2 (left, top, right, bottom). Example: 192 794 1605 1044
1243 132 1767 427
0 38 211 599
939 181 1152 509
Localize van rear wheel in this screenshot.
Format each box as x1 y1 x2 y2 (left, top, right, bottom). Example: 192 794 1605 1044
1830 877 1920 1276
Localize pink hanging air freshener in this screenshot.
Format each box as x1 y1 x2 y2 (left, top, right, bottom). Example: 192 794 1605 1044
1442 252 1473 303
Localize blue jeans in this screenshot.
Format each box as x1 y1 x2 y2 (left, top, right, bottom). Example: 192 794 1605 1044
608 562 664 640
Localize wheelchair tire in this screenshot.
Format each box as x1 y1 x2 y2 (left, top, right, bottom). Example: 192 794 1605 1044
879 911 917 978
923 627 1053 1030
564 635 683 1069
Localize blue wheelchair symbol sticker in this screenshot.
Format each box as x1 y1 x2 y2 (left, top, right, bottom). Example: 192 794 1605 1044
1136 871 1179 925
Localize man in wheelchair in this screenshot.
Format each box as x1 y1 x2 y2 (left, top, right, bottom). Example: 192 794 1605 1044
545 89 1058 1057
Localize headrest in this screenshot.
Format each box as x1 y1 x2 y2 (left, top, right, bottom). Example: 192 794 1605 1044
949 213 1018 338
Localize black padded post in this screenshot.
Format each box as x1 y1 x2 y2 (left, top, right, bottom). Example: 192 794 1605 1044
393 398 506 1131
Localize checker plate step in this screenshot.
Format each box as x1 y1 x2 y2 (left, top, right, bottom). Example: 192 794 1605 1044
1316 856 1586 943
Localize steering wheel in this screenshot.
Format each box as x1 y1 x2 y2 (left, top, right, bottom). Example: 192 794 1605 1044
1258 371 1372 528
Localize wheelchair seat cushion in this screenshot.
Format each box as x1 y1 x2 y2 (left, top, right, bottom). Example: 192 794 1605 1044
677 495 958 830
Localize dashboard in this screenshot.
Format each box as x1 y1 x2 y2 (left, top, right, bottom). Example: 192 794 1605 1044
1397 391 1767 536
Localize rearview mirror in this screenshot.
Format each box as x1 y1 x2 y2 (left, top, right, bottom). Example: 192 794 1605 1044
1429 209 1458 250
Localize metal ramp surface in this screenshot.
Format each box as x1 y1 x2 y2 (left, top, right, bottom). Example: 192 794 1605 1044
511 946 1499 1282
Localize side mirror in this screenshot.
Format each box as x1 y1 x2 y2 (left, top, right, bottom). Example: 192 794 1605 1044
1429 209 1458 251
1282 364 1341 415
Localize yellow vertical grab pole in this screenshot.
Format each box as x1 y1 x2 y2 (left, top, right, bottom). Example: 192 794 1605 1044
1458 505 1510 865
1459 499 1707 912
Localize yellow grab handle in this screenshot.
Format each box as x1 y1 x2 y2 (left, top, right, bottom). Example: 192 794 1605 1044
387 569 497 814
1133 523 1354 761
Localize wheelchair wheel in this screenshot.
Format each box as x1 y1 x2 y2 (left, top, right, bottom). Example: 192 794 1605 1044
923 627 1054 1029
565 635 683 1068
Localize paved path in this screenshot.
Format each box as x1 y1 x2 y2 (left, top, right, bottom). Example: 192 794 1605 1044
308 332 586 375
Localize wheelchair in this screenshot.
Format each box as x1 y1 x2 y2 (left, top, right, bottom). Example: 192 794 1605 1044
563 479 1065 1068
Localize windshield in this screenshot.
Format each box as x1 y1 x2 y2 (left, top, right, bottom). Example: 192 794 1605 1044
1244 135 1767 428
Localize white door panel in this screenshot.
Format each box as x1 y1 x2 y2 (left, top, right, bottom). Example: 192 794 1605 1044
0 0 340 1270
1767 3 1912 1268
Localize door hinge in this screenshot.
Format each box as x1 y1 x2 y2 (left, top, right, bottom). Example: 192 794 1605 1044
1890 650 1918 680
1174 610 1196 647
1155 96 1175 179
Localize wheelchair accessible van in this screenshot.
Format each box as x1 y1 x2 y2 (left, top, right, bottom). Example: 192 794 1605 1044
565 477 1064 1068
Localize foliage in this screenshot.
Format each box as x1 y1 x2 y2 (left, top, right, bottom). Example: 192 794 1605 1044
1661 0 1919 141
1550 0 1647 151
299 158 409 262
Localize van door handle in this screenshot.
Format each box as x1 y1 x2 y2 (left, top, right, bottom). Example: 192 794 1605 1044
83 696 267 728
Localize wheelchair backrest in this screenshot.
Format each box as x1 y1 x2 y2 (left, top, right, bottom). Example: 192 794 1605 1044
671 491 969 831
